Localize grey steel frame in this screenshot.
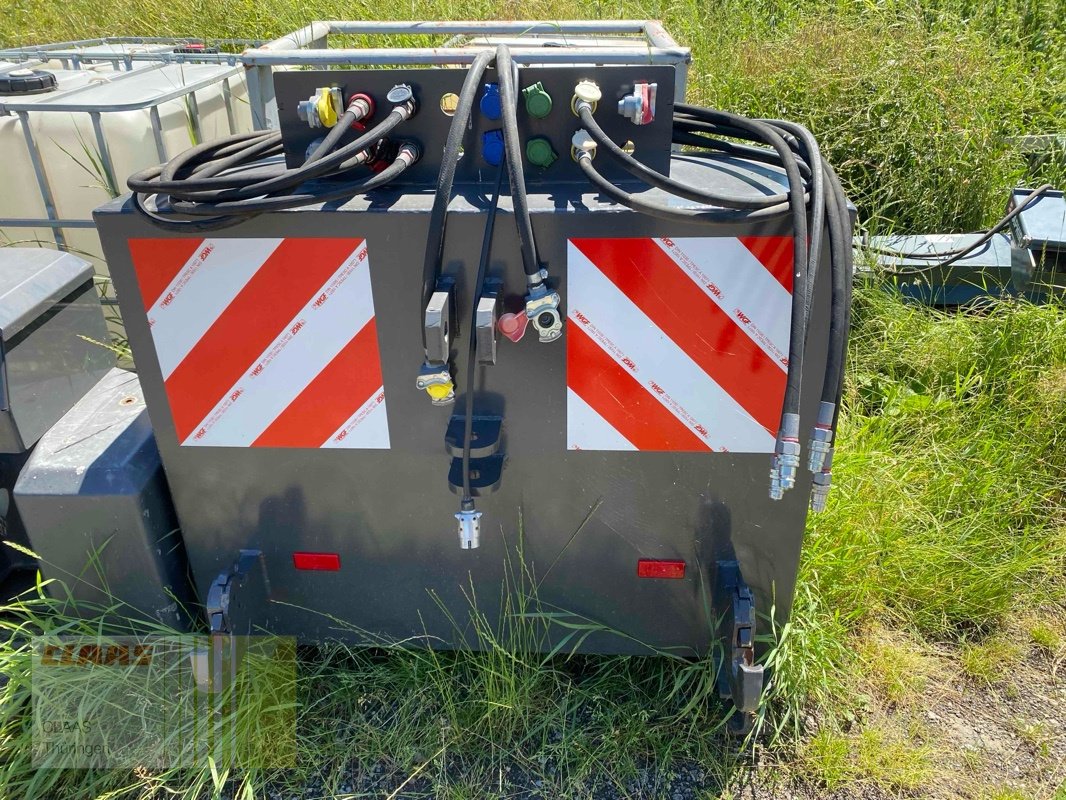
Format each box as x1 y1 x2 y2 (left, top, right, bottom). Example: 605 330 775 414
242 20 691 130
0 37 260 68
0 61 244 250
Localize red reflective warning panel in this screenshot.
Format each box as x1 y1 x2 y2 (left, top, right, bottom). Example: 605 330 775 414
293 552 341 571
636 559 686 579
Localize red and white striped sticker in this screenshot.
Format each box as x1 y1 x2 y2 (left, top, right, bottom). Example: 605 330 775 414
127 237 390 449
567 237 793 453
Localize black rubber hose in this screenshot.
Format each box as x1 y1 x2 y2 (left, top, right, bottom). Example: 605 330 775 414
668 105 810 423
819 163 849 411
824 162 853 421
131 144 419 231
165 146 416 215
671 129 814 180
578 103 792 210
575 152 794 224
129 103 410 208
419 49 495 349
305 107 361 164
496 44 542 282
461 165 505 504
764 118 825 334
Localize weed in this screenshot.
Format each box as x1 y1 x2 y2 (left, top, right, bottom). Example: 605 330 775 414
1013 719 1054 760
857 628 932 707
798 721 933 792
960 634 1026 684
1027 618 1064 653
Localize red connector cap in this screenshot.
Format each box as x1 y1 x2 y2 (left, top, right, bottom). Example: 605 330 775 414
498 312 529 343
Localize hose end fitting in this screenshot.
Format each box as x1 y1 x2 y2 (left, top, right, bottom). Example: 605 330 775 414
807 402 836 473
571 80 601 115
455 505 482 550
396 141 422 167
386 84 418 119
347 93 374 122
571 129 597 163
810 450 835 513
772 413 802 495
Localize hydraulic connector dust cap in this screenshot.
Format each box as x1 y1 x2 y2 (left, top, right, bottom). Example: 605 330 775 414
525 137 558 169
522 82 553 118
482 130 505 167
479 83 502 120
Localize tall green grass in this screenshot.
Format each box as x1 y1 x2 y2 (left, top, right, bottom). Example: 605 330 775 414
789 287 1066 711
1 0 1063 231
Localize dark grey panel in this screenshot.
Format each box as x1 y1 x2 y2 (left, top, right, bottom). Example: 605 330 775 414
275 66 675 184
94 155 830 655
14 368 196 630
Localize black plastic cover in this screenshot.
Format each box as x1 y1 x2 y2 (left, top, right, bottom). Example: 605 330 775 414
0 68 58 95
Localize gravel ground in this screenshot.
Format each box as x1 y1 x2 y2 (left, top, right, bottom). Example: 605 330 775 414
245 640 1065 800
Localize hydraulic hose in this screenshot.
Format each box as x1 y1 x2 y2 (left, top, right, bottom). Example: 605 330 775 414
764 118 826 330
580 104 795 210
574 153 794 224
131 101 410 204
460 165 505 512
131 144 420 231
496 44 543 283
129 95 416 230
419 49 495 350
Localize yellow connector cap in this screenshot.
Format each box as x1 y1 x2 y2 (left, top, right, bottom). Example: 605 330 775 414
426 382 453 401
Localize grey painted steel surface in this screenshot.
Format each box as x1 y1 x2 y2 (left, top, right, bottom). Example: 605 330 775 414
861 232 1033 304
242 21 690 130
95 155 831 655
0 248 112 454
14 367 195 629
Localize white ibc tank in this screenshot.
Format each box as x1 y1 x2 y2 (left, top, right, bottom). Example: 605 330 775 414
0 62 252 274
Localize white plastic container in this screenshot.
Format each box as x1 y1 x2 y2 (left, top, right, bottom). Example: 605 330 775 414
0 62 252 274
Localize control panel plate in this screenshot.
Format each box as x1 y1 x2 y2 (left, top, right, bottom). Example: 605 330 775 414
275 66 675 185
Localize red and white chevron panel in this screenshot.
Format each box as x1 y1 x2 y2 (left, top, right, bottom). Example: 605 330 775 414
567 237 793 453
127 237 389 449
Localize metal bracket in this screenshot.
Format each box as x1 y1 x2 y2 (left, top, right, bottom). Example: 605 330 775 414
716 561 764 716
424 290 452 364
447 455 503 496
192 549 265 693
444 415 502 458
476 278 502 366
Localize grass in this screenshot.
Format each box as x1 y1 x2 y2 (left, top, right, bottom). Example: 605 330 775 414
799 722 934 792
0 0 1065 797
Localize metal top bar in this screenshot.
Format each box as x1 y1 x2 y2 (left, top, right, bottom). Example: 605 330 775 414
0 62 243 113
324 20 656 35
0 38 260 66
244 47 688 66
244 20 688 65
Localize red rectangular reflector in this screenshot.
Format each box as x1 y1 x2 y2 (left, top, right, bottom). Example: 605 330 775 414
292 552 341 571
637 559 686 579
